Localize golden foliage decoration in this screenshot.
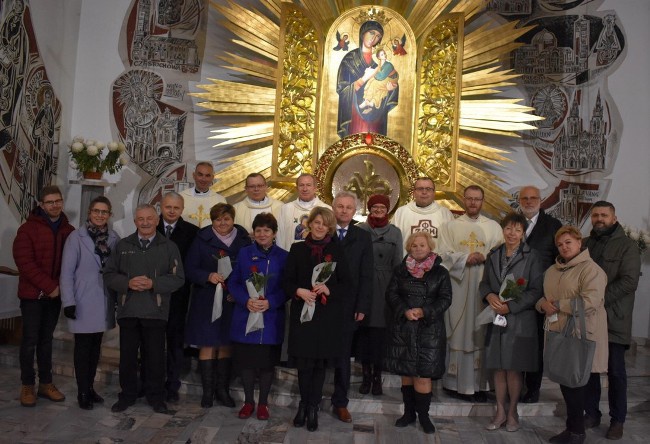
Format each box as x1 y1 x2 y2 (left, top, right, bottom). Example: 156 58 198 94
275 6 319 177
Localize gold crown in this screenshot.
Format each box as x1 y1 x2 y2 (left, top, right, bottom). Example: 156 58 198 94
353 7 392 27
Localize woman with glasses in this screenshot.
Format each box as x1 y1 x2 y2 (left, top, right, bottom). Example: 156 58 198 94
60 196 119 410
356 194 402 396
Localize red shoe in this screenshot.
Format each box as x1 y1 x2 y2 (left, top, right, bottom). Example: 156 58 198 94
257 404 269 420
238 402 255 419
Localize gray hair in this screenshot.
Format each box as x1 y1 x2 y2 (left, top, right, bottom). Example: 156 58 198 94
333 190 358 207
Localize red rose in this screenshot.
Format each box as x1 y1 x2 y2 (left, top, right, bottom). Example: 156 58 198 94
219 249 227 257
259 295 265 300
320 294 328 306
324 254 333 262
251 265 258 273
516 278 526 286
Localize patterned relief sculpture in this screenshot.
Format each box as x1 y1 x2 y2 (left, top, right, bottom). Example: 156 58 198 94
0 0 62 221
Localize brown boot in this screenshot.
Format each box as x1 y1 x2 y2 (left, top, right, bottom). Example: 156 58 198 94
20 385 36 407
606 421 624 440
37 383 66 402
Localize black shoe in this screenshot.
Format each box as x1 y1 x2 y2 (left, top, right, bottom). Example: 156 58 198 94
306 405 319 432
166 389 180 403
569 433 586 444
472 391 488 403
77 393 93 410
293 402 307 427
584 414 601 429
521 389 539 403
111 399 135 413
151 401 170 414
371 374 383 396
89 387 104 404
549 429 572 444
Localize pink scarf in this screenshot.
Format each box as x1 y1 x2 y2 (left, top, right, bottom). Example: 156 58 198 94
405 252 437 278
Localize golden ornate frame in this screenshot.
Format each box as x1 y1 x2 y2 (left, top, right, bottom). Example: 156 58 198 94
314 133 419 211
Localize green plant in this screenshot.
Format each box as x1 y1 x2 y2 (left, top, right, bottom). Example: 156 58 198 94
69 136 128 174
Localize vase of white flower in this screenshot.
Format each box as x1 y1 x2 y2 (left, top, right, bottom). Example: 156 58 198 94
70 136 128 178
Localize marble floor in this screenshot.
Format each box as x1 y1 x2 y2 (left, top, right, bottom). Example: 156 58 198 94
0 341 648 443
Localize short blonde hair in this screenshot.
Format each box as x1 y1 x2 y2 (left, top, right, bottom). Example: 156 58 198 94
554 225 582 243
307 207 336 236
404 231 436 253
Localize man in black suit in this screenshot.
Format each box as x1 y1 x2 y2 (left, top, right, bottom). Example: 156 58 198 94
330 191 374 423
518 185 562 403
157 191 199 402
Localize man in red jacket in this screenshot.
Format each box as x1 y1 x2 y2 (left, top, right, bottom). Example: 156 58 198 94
12 185 75 407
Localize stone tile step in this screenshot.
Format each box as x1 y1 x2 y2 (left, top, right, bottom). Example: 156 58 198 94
2 344 648 418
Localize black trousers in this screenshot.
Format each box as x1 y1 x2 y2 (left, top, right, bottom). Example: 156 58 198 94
166 289 190 392
118 317 167 404
560 377 593 434
524 311 545 392
332 327 355 408
74 332 103 394
19 298 61 385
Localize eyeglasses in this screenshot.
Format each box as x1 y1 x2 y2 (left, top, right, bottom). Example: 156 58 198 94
90 209 111 216
42 199 63 206
464 197 483 203
414 187 434 192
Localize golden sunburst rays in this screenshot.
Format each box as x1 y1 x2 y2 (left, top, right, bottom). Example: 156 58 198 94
193 0 540 216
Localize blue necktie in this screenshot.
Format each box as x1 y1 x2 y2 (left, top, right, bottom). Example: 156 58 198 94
338 228 347 241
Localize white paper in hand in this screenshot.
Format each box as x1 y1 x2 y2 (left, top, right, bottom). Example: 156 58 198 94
245 280 264 334
211 256 233 322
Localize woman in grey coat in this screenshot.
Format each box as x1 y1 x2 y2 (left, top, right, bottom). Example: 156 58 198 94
356 194 402 395
61 196 119 410
479 213 543 432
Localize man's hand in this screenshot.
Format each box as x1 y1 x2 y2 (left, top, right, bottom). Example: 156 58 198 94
128 275 153 291
354 312 365 322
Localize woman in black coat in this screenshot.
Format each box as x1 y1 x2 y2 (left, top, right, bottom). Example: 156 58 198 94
282 207 350 432
384 232 452 434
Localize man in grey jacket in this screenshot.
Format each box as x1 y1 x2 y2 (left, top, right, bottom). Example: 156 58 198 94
104 204 184 414
583 201 641 440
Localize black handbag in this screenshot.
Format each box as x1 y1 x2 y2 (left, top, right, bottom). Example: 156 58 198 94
543 298 596 388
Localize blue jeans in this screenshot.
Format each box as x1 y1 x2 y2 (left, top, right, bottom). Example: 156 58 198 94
585 342 627 423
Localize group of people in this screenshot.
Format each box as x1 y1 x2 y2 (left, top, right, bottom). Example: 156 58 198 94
12 163 641 442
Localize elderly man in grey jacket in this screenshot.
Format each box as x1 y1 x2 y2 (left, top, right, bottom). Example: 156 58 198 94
104 204 184 414
583 201 641 440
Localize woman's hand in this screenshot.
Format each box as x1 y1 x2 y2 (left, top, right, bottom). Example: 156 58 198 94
486 293 509 315
208 272 224 285
296 288 317 305
246 298 270 313
404 308 423 321
540 298 559 316
312 283 330 296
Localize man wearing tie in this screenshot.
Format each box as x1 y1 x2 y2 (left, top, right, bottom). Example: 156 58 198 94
518 185 562 403
157 192 198 402
330 191 373 423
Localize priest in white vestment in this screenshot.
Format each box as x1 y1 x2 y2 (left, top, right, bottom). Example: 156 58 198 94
276 173 331 250
438 185 503 401
392 177 454 255
232 173 283 233
181 162 226 228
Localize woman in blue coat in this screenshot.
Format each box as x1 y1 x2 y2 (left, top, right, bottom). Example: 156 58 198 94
185 203 251 408
60 196 119 410
229 213 288 420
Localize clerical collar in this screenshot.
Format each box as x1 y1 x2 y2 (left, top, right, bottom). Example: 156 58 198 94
247 196 269 206
193 188 210 196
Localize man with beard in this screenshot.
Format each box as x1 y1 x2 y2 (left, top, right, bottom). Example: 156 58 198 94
438 185 503 402
518 185 562 403
583 201 640 440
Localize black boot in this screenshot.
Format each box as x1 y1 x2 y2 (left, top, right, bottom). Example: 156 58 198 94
371 364 383 396
199 359 215 408
306 405 319 432
214 358 235 407
414 391 435 434
293 401 307 427
77 392 93 410
395 385 417 427
359 364 372 395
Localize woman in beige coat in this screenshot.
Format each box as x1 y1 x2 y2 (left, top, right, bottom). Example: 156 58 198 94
537 226 608 444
